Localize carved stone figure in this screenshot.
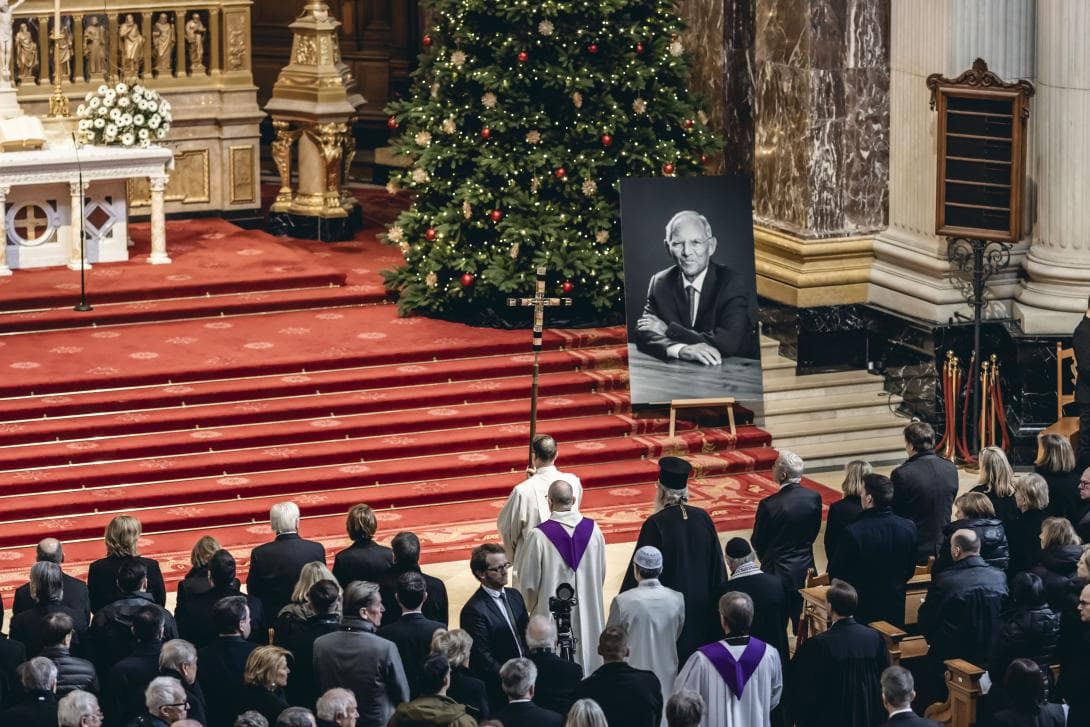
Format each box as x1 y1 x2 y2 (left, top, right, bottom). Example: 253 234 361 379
152 13 174 76
56 24 73 81
184 13 205 72
83 16 106 78
0 0 26 87
119 14 144 79
14 21 35 83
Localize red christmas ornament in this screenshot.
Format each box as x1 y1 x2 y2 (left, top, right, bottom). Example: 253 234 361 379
662 162 675 175
517 51 528 63
554 167 566 179
387 116 398 129
424 227 437 241
700 154 709 164
422 34 433 47
683 118 694 129
460 273 475 287
489 209 503 222
635 42 645 55
587 43 599 55
480 127 492 140
562 280 574 294
600 134 613 147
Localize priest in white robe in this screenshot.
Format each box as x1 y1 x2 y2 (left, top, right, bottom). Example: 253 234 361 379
675 591 782 727
515 479 605 672
607 545 685 722
498 434 583 586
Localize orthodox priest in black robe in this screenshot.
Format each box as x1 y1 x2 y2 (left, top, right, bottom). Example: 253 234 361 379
620 457 728 663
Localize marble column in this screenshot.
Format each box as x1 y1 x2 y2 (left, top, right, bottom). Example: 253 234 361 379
752 0 890 307
67 181 90 271
148 176 171 265
0 186 9 276
1012 1 1090 334
723 0 756 177
868 0 1036 323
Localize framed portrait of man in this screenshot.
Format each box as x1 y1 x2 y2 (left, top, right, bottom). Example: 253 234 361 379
619 175 763 409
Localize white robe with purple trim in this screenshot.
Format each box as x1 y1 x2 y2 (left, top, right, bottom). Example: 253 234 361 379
497 465 583 586
515 509 605 672
674 637 782 727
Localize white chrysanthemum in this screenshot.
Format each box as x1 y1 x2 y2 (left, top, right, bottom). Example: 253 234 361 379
133 84 144 96
105 123 117 136
88 97 100 110
77 119 91 131
149 115 161 129
96 107 107 117
633 97 647 114
411 168 429 184
120 113 133 127
76 104 86 116
121 132 135 146
139 139 151 148
572 91 583 108
133 114 145 127
102 95 114 108
414 131 432 146
156 128 167 139
525 130 541 144
93 117 105 128
386 225 404 243
441 117 456 134
138 129 150 140
97 84 109 95
669 40 684 57
115 82 128 94
450 50 466 67
118 96 130 108
538 20 554 36
582 180 597 197
481 92 497 109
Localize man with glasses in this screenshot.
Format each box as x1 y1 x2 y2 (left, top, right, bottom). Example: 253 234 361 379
1058 582 1090 724
460 543 530 712
635 210 752 365
130 676 187 726
1074 469 1090 541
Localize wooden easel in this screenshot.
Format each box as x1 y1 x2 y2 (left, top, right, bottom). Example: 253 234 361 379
668 397 736 438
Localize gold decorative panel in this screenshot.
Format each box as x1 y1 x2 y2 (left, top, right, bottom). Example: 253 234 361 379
129 149 210 206
229 145 256 204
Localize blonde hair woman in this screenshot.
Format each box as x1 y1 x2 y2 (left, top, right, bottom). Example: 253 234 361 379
1008 474 1051 573
971 447 1019 531
87 515 167 611
176 535 222 618
565 699 609 727
236 645 291 724
1036 432 1079 519
1032 517 1084 612
431 629 488 720
272 561 340 642
823 460 873 563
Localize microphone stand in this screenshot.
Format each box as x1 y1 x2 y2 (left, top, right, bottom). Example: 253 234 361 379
71 131 91 311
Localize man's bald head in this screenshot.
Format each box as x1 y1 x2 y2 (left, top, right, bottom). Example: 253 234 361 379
951 528 980 560
525 614 557 650
36 539 63 564
547 481 574 511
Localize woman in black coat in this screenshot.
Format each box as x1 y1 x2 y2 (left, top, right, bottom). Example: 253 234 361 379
935 492 1010 573
1030 517 1084 614
235 646 292 725
1037 432 1081 521
972 446 1021 533
986 573 1061 710
174 535 220 628
989 658 1066 727
822 460 870 565
432 629 489 721
1007 474 1050 576
87 515 167 611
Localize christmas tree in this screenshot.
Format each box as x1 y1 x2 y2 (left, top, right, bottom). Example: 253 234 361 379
383 0 719 321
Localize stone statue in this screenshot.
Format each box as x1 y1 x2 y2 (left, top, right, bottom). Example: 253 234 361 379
14 21 35 83
0 0 26 87
56 24 72 81
119 13 144 79
83 16 106 78
184 13 205 72
152 13 174 76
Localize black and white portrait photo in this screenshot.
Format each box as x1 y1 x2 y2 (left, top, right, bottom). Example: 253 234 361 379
620 176 763 408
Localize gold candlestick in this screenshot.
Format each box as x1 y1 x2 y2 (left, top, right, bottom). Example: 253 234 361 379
47 29 69 118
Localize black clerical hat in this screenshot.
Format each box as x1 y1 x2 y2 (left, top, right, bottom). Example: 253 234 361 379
725 537 752 558
658 456 692 490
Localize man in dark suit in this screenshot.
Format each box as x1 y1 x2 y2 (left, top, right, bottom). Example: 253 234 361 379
0 657 58 727
828 474 919 627
525 614 582 715
1072 296 1090 455
11 562 89 659
178 549 264 649
103 606 164 725
89 559 177 672
12 539 90 628
379 531 449 627
494 657 563 727
890 422 959 564
284 579 341 709
196 595 258 727
752 450 823 631
246 501 326 618
877 665 941 726
721 537 789 659
791 580 889 727
159 638 207 727
332 503 394 587
378 572 446 698
460 543 529 712
0 627 25 710
635 210 753 364
573 626 663 727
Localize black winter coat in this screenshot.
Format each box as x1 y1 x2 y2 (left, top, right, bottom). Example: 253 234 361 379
986 604 1061 706
39 645 98 696
935 517 1010 573
918 555 1009 664
1039 465 1081 521
1058 614 1090 725
1005 509 1048 576
752 482 823 596
823 496 863 566
891 451 959 563
1031 544 1084 614
969 484 1021 534
827 508 918 627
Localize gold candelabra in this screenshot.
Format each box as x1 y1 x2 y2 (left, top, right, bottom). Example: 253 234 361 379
47 30 69 118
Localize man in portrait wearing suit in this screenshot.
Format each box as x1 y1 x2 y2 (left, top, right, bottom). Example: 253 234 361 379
460 543 530 712
635 209 752 365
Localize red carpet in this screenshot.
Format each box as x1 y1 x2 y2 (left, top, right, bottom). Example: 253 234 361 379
0 188 840 598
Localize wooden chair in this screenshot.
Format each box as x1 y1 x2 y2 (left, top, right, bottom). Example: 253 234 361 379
1039 342 1079 454
924 660 1063 727
805 568 830 588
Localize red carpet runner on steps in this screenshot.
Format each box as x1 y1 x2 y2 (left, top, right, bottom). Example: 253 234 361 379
0 189 839 599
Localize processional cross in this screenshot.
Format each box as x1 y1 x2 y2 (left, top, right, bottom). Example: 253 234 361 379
507 266 572 466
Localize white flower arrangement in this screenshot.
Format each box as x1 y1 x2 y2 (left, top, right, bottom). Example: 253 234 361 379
76 83 171 147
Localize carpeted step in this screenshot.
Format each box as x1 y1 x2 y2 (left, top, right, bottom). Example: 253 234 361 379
0 369 630 445
0 391 636 468
0 445 779 547
0 346 628 421
0 285 388 334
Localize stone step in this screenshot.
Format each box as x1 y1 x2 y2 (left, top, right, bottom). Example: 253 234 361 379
762 380 885 401
765 414 910 442
789 434 909 471
759 391 903 424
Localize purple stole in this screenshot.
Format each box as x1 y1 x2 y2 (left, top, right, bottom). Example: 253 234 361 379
536 517 595 571
698 638 767 698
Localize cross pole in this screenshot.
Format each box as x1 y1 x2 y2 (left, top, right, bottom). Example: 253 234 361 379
507 265 572 466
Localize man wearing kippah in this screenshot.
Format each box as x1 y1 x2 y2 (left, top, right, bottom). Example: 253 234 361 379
720 537 789 661
620 457 728 663
607 545 685 718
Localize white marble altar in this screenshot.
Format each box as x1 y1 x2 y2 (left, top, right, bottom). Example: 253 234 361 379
0 142 173 275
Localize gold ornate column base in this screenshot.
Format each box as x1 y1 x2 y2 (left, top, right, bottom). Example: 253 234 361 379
754 224 876 307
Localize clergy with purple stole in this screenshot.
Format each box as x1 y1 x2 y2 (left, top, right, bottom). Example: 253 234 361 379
515 480 606 673
675 591 782 727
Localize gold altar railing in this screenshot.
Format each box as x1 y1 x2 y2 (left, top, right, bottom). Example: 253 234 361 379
10 1 252 94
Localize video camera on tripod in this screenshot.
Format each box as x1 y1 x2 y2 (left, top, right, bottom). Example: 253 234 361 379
549 582 578 663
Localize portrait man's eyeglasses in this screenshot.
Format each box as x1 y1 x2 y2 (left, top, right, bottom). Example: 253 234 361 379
666 237 713 252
